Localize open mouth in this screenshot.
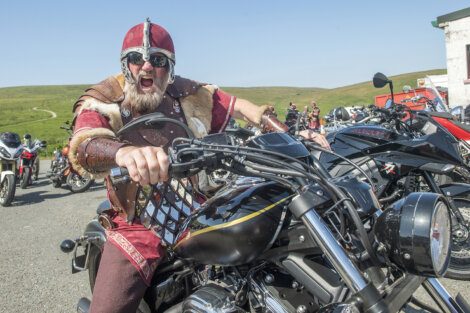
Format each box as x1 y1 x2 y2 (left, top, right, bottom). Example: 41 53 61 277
139 77 154 90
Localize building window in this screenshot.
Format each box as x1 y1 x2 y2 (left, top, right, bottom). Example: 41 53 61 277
467 45 470 79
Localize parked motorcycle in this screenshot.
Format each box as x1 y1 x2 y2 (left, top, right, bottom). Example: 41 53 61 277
401 94 470 173
48 122 94 193
61 113 470 313
18 135 47 189
323 106 376 133
317 72 470 280
0 132 23 206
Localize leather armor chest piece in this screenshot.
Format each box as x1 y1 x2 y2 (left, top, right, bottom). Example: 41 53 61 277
108 89 202 245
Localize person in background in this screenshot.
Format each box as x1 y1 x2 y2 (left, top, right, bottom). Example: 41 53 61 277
285 102 299 127
308 100 321 131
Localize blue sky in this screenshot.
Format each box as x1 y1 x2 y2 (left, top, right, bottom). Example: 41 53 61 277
0 1 467 88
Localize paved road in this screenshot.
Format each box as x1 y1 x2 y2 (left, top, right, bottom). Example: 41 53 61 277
0 160 468 312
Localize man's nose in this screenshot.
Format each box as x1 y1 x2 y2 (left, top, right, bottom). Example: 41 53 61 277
141 60 154 71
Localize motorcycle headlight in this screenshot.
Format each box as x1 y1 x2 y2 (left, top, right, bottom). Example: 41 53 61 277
0 147 11 158
430 201 451 273
375 192 451 277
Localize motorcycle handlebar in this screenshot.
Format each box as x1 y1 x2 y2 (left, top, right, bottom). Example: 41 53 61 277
109 153 215 184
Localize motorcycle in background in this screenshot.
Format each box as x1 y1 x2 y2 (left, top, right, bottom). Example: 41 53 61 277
0 132 23 206
48 121 94 193
318 72 470 280
18 134 47 189
401 95 470 171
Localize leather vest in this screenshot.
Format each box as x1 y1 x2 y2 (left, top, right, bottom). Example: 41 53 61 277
74 76 204 223
108 77 203 224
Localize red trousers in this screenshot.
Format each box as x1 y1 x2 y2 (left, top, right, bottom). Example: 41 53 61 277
89 242 148 313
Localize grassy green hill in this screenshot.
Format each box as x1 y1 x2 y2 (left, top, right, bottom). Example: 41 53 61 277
0 69 446 154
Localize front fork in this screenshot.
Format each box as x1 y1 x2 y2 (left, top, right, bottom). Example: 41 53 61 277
290 189 468 313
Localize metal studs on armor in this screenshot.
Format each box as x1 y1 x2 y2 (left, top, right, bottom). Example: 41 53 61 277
264 274 274 284
296 305 307 313
121 109 131 118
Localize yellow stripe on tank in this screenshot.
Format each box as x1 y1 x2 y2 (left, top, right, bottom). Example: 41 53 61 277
174 195 294 248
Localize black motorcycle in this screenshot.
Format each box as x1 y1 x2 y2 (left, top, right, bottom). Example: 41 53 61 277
61 113 469 313
317 72 470 281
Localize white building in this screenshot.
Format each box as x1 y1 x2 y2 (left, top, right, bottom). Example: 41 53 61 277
434 8 470 107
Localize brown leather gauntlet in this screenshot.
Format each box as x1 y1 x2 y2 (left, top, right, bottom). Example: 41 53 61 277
77 137 129 174
260 111 289 133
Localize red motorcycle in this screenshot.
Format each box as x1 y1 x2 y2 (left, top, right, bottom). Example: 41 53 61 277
18 134 47 189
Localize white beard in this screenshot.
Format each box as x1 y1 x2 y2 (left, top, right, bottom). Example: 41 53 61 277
123 72 169 113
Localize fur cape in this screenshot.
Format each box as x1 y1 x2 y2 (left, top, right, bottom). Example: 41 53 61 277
69 74 218 178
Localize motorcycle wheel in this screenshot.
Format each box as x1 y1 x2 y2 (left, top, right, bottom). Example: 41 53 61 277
445 199 470 280
66 173 94 193
88 244 101 292
32 158 40 180
20 167 31 189
0 175 16 207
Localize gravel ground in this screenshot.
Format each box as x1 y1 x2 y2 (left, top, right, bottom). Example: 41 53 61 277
0 160 468 313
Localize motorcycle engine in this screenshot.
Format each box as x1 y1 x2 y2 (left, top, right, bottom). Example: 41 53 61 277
182 285 243 313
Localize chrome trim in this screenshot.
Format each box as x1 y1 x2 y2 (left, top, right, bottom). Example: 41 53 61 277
143 18 151 61
71 235 101 272
250 279 290 313
423 278 466 313
120 47 175 62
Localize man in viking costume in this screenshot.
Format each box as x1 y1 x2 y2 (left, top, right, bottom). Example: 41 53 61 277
69 18 329 313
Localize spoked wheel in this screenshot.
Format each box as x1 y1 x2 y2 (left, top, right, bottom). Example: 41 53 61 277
445 199 470 280
0 175 16 207
66 172 94 193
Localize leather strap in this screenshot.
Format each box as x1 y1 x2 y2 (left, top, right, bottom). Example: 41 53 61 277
77 137 129 174
73 76 125 112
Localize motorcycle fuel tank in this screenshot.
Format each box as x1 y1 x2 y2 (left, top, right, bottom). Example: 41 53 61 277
173 179 292 265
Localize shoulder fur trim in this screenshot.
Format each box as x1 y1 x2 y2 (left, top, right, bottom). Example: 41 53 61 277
113 73 126 89
180 85 216 138
68 128 116 179
75 98 123 132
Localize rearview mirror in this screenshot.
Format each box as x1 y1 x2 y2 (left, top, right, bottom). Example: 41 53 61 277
373 72 390 88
